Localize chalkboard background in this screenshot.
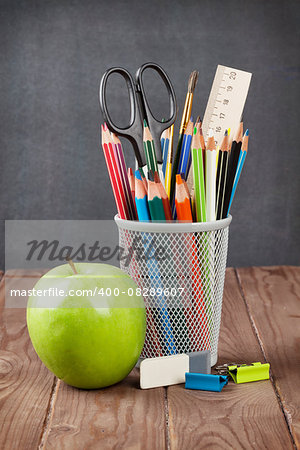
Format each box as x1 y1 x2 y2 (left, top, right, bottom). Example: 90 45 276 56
0 0 299 269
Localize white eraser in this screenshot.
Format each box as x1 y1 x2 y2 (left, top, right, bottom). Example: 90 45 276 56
140 354 189 389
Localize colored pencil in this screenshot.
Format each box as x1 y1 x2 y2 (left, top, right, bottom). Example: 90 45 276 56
110 133 136 220
199 126 206 163
127 167 138 218
136 167 175 353
161 127 170 179
205 129 217 221
164 124 174 199
160 125 167 153
135 181 175 353
138 167 148 194
186 121 200 194
170 71 198 210
179 168 209 349
154 171 172 220
222 122 243 218
147 171 166 221
177 119 194 180
175 174 193 221
135 169 150 221
101 124 129 219
215 130 230 220
195 115 202 130
227 129 249 215
143 120 158 173
128 167 135 198
192 128 206 222
180 173 190 197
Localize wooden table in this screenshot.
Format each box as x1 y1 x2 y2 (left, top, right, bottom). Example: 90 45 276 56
0 266 299 449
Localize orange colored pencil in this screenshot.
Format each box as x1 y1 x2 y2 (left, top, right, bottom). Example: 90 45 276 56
175 174 193 221
175 178 209 349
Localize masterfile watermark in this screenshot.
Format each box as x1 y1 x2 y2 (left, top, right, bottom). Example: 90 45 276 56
25 236 167 266
5 220 169 269
4 220 171 308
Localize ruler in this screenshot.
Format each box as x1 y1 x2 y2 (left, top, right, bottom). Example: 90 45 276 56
202 65 252 146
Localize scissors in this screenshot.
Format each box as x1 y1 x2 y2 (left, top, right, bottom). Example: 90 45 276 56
99 62 177 169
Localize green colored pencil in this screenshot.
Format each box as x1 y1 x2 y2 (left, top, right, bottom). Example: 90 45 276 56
143 120 158 173
192 128 206 222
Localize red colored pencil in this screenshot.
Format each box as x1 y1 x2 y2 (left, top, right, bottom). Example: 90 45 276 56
101 124 129 219
111 133 137 220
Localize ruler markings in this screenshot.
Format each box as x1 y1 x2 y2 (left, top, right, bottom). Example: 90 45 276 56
202 65 252 145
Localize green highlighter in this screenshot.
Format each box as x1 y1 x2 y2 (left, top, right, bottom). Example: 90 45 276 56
228 362 270 384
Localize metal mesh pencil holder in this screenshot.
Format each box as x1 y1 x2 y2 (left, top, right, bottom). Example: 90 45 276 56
115 215 232 366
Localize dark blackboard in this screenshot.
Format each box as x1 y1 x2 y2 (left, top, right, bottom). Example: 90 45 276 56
0 0 299 269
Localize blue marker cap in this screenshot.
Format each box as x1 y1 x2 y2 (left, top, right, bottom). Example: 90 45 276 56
185 373 228 392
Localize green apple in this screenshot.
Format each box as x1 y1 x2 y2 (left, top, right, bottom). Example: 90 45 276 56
27 263 146 389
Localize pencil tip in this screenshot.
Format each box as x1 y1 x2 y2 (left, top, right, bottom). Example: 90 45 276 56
148 170 154 181
143 119 148 128
176 174 182 184
224 129 228 136
139 167 145 178
245 129 249 136
135 169 142 180
103 122 108 131
154 171 160 183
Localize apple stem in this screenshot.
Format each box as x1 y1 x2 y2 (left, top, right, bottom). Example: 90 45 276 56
66 257 78 274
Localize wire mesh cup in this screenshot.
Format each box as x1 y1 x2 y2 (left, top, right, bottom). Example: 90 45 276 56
115 215 232 366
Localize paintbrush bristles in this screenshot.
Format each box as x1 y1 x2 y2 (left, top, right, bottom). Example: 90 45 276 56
188 70 199 94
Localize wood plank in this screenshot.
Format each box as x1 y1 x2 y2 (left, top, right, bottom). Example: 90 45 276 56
167 268 294 449
0 272 55 450
44 368 166 449
3 270 48 309
237 266 300 448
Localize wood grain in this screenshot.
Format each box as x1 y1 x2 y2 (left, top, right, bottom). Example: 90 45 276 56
44 368 166 449
1 267 298 449
0 271 55 450
237 266 300 448
167 268 294 449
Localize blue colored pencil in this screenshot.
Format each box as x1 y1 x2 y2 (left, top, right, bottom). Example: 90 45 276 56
227 129 249 215
177 119 193 179
135 169 150 221
161 128 170 179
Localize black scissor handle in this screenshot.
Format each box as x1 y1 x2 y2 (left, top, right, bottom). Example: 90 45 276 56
99 67 145 167
136 62 177 162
